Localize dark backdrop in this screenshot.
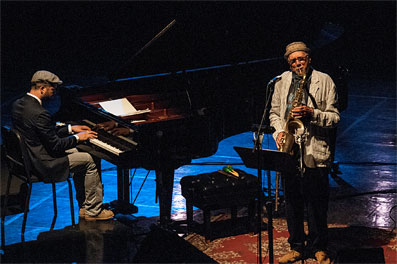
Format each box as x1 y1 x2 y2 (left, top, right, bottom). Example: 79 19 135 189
1 1 396 106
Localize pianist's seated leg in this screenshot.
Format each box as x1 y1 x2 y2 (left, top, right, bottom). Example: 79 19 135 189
66 148 114 221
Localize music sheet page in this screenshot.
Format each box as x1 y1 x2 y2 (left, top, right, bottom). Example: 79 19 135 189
98 98 150 116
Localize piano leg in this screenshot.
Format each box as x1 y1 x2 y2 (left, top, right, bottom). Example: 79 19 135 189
110 167 138 214
155 168 175 227
117 167 129 202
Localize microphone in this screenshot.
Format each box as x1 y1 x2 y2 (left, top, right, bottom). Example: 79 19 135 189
267 75 282 86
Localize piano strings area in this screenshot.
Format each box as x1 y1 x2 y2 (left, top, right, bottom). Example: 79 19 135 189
1 76 396 263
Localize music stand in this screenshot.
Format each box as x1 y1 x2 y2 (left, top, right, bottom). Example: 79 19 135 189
234 146 296 263
234 147 296 174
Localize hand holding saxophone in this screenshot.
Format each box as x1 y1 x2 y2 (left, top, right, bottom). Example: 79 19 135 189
291 105 314 119
276 131 286 149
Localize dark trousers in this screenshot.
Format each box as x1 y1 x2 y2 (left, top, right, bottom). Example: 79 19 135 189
282 167 330 254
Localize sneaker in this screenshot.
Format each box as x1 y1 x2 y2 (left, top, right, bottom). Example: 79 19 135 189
79 208 85 218
84 209 114 221
315 251 331 264
279 250 302 263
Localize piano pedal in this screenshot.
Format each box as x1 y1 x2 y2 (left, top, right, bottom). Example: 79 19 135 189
110 200 138 215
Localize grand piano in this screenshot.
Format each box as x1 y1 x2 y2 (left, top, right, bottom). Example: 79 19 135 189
55 19 347 226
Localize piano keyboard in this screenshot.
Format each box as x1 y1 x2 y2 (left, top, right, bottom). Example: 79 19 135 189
82 119 137 156
89 138 124 156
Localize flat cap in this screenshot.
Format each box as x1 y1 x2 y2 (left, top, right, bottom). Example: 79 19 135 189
31 70 63 85
284 41 311 60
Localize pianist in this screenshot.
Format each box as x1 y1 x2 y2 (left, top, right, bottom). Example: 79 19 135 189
11 70 114 221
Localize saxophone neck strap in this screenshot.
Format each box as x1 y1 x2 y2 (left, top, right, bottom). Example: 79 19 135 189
305 86 318 109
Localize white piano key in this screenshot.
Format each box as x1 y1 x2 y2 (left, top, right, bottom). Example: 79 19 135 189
89 138 124 156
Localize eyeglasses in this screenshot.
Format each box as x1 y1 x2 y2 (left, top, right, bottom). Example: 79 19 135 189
288 55 308 65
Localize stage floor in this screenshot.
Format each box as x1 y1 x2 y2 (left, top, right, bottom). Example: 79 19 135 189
1 77 396 262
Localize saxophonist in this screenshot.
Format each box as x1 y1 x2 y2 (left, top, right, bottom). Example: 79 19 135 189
269 42 340 264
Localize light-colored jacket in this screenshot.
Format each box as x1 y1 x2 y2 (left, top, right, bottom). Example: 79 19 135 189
269 69 340 168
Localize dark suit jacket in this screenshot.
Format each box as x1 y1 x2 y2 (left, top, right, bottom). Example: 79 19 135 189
12 94 77 182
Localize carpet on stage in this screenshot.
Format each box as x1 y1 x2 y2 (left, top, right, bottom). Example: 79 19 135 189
184 212 397 264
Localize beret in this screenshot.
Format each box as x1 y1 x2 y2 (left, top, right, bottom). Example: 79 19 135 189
284 41 311 60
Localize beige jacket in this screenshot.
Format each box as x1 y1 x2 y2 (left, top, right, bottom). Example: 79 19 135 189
269 69 340 168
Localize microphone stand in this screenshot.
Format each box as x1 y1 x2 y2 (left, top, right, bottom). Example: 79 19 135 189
296 134 306 264
252 79 276 264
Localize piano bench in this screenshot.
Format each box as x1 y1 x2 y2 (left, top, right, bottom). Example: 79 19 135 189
180 169 258 240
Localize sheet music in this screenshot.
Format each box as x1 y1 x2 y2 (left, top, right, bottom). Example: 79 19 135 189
98 98 150 116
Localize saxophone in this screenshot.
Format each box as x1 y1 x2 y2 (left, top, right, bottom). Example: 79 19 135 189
279 68 307 154
275 68 307 212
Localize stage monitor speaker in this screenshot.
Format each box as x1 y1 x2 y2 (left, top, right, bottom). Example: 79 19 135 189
133 227 216 263
2 232 85 263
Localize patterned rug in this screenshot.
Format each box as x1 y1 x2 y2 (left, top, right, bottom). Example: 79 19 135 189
184 212 397 263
